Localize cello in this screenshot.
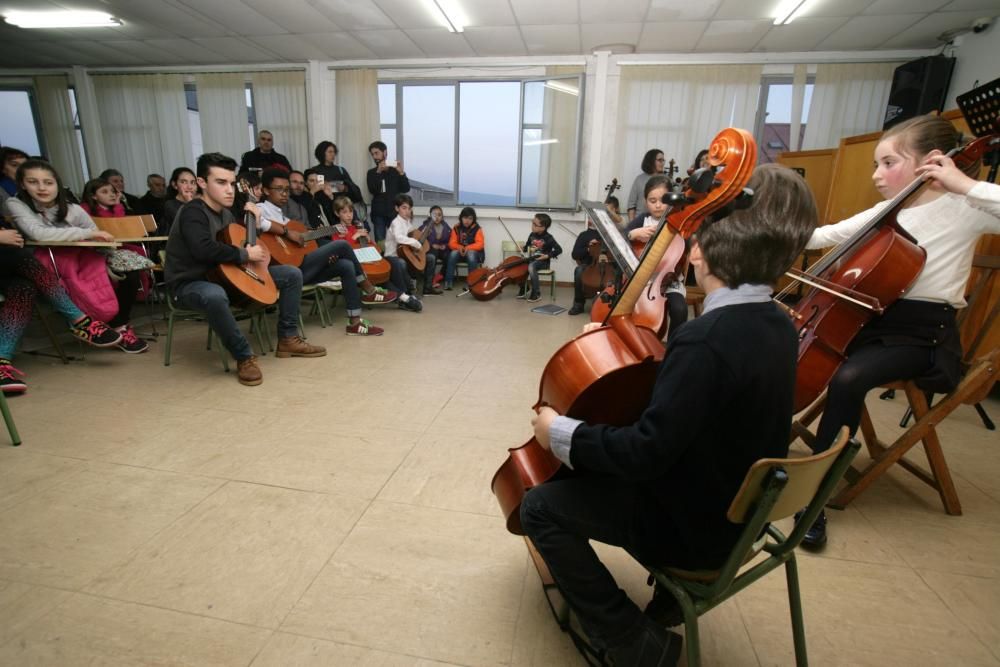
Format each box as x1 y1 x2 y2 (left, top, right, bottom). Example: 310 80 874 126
491 127 757 534
460 217 532 301
778 135 995 413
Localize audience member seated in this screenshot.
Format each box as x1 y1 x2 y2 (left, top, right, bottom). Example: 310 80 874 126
229 170 261 221
0 147 28 204
283 170 309 223
311 141 363 203
161 167 198 236
5 160 148 353
138 173 168 223
80 177 126 218
568 220 606 316
443 206 484 291
240 129 292 173
99 168 142 214
1 223 123 394
165 152 324 386
418 205 450 295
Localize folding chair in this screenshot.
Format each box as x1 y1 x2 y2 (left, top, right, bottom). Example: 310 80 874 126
501 240 556 300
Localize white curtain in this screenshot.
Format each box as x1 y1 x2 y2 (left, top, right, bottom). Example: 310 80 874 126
195 72 250 165
91 74 193 191
802 62 900 150
616 64 763 187
335 69 380 196
33 74 86 193
250 71 309 171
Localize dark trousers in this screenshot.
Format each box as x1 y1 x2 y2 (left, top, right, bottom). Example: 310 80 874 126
108 270 141 328
423 249 447 285
814 343 933 451
173 265 302 361
520 475 669 649
386 256 412 296
302 239 365 316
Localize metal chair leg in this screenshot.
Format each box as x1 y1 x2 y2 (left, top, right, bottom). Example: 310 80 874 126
0 391 22 446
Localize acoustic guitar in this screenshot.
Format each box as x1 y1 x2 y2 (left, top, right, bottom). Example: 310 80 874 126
259 220 326 267
398 221 433 272
211 180 279 308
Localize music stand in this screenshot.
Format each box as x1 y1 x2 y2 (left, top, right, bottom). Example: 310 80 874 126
957 77 1000 184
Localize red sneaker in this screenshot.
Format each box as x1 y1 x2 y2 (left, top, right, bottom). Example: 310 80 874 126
346 319 384 336
361 287 398 305
0 364 27 394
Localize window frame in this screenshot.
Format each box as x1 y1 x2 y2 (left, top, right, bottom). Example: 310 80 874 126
753 74 815 163
0 84 47 158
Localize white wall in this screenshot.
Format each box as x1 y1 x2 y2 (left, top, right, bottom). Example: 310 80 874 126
946 20 1000 109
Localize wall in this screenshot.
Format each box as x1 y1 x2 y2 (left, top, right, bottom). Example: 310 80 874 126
946 20 1000 109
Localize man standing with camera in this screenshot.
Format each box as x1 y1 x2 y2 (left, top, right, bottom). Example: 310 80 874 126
366 140 410 243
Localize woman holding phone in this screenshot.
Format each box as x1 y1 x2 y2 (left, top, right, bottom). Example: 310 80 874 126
311 141 363 204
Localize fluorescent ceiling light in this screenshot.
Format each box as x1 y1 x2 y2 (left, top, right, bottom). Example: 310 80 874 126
4 10 122 28
772 0 811 25
425 0 465 33
544 81 579 96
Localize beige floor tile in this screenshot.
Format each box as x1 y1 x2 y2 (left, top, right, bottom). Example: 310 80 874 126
232 426 419 497
738 554 998 666
378 432 511 516
429 395 538 445
920 570 1000 660
0 579 74 649
771 506 905 566
0 462 222 589
87 481 366 628
282 501 526 666
0 448 87 509
251 632 460 666
0 593 271 666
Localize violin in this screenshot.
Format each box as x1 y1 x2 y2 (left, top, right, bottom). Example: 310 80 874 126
491 127 757 533
780 135 995 412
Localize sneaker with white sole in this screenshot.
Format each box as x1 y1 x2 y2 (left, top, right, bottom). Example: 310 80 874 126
346 319 384 336
398 296 423 312
70 317 122 348
361 287 398 305
116 325 149 354
0 364 27 394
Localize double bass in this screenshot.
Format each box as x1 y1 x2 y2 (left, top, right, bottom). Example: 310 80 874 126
779 135 995 412
491 127 757 533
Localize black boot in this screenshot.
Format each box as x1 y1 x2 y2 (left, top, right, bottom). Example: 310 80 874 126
568 302 585 315
607 616 682 667
795 508 827 549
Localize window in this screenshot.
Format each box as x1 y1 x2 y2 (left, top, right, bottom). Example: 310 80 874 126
0 88 44 157
377 75 584 209
754 76 814 163
67 87 90 180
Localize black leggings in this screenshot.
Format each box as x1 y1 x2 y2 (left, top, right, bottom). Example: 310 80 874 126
108 270 141 328
814 342 934 452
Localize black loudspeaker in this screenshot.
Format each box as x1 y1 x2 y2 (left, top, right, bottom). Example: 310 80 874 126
882 56 956 129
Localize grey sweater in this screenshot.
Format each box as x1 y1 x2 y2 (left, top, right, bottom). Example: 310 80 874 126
4 197 97 242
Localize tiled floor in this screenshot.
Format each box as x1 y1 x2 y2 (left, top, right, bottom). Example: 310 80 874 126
1 288 998 666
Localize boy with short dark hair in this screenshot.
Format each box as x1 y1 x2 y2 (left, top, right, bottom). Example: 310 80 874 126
521 164 817 665
165 152 326 386
517 213 562 303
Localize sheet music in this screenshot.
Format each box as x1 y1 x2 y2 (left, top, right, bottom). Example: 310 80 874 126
579 200 637 274
353 246 382 263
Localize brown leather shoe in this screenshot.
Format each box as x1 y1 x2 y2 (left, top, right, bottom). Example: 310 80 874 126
236 356 263 386
276 336 327 358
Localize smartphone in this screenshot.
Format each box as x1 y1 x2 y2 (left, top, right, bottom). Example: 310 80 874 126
385 159 397 169
316 174 325 185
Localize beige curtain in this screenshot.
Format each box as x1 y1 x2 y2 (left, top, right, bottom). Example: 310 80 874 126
195 72 250 165
533 66 584 208
91 73 193 191
250 71 309 171
335 69 380 198
616 64 763 191
802 62 900 150
33 74 86 193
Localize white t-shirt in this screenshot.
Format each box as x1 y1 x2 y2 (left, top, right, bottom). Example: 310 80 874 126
383 214 421 258
807 181 1000 308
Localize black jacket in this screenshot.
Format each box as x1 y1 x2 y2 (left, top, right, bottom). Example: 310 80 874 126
240 148 292 173
165 198 247 285
366 167 410 219
571 228 602 264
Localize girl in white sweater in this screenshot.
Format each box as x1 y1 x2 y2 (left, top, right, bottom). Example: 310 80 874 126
801 114 1000 547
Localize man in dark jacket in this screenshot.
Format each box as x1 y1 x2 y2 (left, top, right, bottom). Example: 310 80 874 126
366 140 409 243
239 130 292 173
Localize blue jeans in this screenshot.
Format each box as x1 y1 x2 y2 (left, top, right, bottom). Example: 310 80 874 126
371 215 390 242
527 258 550 296
173 265 303 361
445 249 481 285
302 239 365 317
386 256 412 296
423 249 447 286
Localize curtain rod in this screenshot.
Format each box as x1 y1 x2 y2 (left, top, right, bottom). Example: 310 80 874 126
615 49 934 66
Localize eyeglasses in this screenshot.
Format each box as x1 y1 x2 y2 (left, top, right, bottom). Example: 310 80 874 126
268 187 290 194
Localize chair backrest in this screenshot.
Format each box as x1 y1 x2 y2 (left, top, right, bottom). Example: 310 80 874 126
139 214 157 233
727 427 852 524
959 253 999 364
93 215 149 240
501 240 519 253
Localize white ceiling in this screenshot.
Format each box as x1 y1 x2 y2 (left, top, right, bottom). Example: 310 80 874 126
0 0 997 68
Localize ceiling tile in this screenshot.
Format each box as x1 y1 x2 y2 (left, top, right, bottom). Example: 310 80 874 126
351 29 426 58
190 36 281 62
249 34 332 60
580 23 644 52
174 0 289 36
941 0 1000 9
62 40 151 66
695 19 772 51
520 24 582 55
240 0 343 33
807 0 880 18
755 16 852 51
579 0 651 23
101 0 227 38
461 26 528 57
301 32 378 59
636 21 708 51
881 10 988 47
509 0 580 26
646 0 722 21
145 39 232 64
404 29 477 57
714 0 782 20
371 0 442 29
817 13 925 49
461 0 518 26
309 0 395 30
864 0 951 13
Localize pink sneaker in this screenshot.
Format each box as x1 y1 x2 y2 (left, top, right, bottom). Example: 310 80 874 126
117 326 149 354
0 364 27 394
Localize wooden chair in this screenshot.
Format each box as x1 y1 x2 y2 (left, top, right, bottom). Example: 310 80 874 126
93 215 166 336
791 253 999 515
646 430 859 667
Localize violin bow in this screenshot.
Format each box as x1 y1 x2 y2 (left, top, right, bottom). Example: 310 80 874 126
497 216 527 257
